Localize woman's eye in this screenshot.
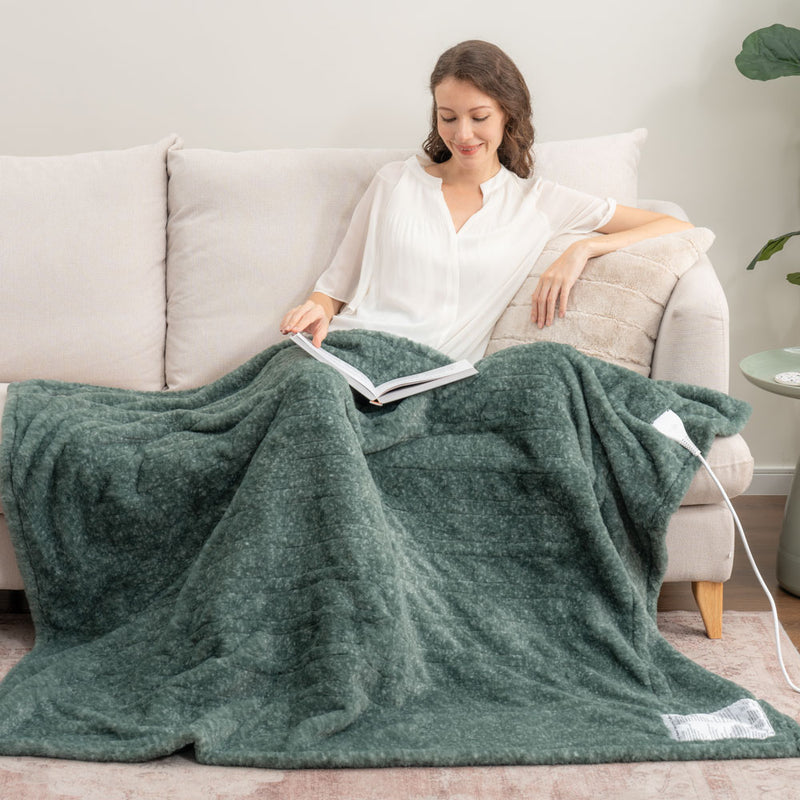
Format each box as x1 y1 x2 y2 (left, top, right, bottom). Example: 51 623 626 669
440 115 489 123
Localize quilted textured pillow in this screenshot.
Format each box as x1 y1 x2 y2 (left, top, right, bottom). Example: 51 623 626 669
485 227 715 375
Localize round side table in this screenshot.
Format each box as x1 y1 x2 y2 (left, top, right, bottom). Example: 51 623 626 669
740 347 800 596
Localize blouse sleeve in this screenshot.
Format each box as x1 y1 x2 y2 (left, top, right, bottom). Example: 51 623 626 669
536 179 617 237
313 172 382 304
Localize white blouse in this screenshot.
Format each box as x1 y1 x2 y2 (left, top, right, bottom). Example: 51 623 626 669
314 154 616 364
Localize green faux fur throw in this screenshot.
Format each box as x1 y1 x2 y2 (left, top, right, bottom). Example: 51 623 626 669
0 331 798 766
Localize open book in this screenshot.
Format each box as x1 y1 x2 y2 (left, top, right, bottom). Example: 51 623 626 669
288 333 477 405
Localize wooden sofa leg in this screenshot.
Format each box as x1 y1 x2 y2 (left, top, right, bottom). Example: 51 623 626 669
691 581 723 639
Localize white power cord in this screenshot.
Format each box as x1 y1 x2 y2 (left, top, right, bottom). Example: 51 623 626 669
652 410 800 694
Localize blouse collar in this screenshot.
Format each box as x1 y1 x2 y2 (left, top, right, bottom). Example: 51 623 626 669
410 154 510 197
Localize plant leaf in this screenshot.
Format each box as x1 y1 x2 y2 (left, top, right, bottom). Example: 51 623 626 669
787 272 800 286
736 24 800 81
746 230 800 269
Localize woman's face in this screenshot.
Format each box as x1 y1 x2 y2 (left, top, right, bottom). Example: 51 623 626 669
434 77 507 173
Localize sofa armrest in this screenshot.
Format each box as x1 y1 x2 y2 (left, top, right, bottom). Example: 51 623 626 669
639 200 729 393
650 254 729 392
638 201 752 503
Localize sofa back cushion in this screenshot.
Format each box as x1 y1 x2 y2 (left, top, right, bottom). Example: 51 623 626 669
0 136 178 390
533 128 646 207
166 148 410 389
165 130 646 389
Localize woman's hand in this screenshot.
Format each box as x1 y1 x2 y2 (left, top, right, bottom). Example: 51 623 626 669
530 240 592 329
530 206 694 329
280 292 343 347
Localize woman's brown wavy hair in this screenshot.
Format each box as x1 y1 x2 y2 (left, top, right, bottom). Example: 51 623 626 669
422 40 534 179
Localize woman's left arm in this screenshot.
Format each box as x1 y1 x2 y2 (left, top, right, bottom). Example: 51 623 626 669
530 205 694 329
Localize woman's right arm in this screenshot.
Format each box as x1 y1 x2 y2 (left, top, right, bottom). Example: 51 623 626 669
280 165 392 347
279 291 344 348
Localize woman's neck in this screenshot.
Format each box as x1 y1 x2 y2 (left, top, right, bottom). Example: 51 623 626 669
430 155 502 188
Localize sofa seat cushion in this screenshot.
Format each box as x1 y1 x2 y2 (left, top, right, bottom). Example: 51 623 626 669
0 383 9 516
0 518 24 590
0 383 7 517
681 433 754 505
0 136 179 390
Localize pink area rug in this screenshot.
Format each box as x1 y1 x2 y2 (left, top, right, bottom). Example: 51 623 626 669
0 611 798 800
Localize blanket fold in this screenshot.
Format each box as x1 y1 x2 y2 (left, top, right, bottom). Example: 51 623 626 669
1 330 798 767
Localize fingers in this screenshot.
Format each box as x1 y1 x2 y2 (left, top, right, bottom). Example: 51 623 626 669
280 302 331 348
530 242 590 328
530 277 573 329
558 284 572 320
279 302 310 333
279 305 303 334
311 318 329 348
280 302 325 336
530 279 559 329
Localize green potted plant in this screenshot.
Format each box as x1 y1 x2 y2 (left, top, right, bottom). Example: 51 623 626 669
736 23 800 284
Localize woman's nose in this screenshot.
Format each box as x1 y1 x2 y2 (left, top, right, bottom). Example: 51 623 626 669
454 119 473 142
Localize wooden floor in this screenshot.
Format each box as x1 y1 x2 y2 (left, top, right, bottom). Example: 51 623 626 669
659 495 800 649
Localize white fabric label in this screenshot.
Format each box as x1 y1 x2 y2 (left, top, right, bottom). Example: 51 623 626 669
661 698 775 742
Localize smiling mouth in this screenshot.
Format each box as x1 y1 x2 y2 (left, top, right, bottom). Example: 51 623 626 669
455 144 482 155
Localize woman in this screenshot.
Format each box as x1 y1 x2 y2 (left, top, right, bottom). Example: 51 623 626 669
280 40 692 360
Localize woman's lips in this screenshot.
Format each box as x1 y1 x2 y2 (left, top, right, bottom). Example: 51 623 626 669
455 143 482 155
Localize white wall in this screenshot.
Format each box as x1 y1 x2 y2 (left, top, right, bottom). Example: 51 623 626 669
2 0 800 482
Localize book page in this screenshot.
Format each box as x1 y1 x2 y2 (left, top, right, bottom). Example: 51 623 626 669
378 369 478 404
374 361 477 395
288 333 477 404
289 333 378 399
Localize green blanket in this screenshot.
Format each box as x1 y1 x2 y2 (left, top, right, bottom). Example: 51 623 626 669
1 331 798 767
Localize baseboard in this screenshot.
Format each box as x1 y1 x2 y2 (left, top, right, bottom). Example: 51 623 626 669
744 468 794 496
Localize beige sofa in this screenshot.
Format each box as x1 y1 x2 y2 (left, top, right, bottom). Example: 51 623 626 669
0 131 752 638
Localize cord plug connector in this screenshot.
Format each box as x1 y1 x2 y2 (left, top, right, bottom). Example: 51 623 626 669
652 410 701 457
